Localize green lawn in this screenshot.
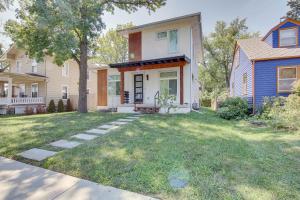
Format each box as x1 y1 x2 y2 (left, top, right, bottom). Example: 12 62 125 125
1 110 299 199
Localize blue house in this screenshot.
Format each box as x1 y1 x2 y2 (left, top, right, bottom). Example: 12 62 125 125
230 18 300 111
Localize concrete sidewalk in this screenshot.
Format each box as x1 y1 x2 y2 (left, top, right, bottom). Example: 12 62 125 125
0 157 156 200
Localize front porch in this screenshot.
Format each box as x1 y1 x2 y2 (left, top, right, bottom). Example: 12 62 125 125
0 72 47 114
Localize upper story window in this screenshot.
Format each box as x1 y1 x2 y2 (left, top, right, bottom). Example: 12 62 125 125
278 67 298 92
16 61 21 73
62 62 69 77
157 31 167 40
32 59 38 73
279 28 298 47
242 73 247 96
168 29 178 53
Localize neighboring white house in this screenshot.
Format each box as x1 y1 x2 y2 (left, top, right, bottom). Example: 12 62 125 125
96 13 203 113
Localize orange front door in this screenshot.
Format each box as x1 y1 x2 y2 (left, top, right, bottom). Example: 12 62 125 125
97 69 107 106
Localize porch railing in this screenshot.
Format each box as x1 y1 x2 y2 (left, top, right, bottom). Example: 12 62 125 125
0 97 45 105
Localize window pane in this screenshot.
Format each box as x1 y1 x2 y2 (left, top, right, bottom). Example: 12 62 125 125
279 68 296 79
115 81 120 95
169 79 177 96
169 30 178 52
160 71 177 78
280 29 297 46
279 79 296 91
108 75 120 81
157 31 167 39
160 80 169 95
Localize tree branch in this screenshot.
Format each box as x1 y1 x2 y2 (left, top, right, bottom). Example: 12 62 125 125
72 53 80 65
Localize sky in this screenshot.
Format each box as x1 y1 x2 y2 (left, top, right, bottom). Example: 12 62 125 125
0 0 289 49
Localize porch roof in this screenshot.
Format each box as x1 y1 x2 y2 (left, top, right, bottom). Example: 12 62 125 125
109 55 190 71
0 72 47 83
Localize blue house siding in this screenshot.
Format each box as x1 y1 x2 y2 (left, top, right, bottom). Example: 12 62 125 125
254 58 300 108
273 22 300 48
231 48 253 105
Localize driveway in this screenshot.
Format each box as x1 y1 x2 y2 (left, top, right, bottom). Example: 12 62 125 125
0 157 156 200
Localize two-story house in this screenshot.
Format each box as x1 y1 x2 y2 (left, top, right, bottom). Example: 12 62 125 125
97 13 203 113
0 45 99 114
230 18 300 111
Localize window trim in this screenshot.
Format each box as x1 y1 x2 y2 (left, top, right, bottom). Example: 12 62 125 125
242 73 247 96
277 66 298 93
279 27 298 48
61 85 69 99
31 83 38 97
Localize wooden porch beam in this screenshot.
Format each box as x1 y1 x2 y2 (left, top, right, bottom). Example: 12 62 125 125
117 61 187 72
180 65 184 105
120 71 124 104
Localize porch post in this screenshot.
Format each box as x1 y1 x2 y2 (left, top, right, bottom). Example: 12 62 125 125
7 78 12 105
120 71 124 104
180 65 184 105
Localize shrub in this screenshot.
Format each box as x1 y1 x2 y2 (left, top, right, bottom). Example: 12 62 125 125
65 99 73 112
36 105 46 114
47 100 56 113
293 79 300 96
260 96 286 119
25 106 34 115
217 97 249 120
201 98 211 107
268 94 300 130
57 99 64 112
158 91 177 114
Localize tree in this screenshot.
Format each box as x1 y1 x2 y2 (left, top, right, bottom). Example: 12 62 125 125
93 23 133 64
5 0 166 113
287 0 300 20
0 0 13 12
200 18 258 99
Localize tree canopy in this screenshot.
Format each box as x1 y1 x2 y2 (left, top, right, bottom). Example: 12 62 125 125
200 18 258 99
5 0 166 112
92 23 133 64
287 0 300 20
0 0 13 11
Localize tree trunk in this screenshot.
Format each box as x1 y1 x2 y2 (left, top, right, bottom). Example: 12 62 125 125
78 34 88 113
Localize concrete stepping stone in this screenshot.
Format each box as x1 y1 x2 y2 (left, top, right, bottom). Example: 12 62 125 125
50 140 81 149
72 134 98 141
110 121 128 125
118 118 135 122
86 129 109 135
126 116 140 119
98 124 119 130
19 148 57 161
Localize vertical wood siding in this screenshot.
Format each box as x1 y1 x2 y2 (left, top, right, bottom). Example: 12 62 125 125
128 32 142 61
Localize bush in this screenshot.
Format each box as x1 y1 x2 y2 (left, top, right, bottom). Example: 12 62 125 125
47 100 56 113
201 98 211 107
36 105 46 114
65 99 73 112
57 99 64 112
217 97 249 120
260 96 286 119
158 91 177 114
293 79 300 96
268 94 300 130
25 106 34 115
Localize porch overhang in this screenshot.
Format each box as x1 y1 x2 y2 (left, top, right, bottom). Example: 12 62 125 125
0 72 47 83
109 55 190 72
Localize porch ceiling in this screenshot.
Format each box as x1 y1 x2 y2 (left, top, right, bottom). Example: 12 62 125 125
0 72 47 83
109 55 190 72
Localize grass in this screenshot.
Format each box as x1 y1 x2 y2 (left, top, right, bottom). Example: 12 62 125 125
1 109 300 199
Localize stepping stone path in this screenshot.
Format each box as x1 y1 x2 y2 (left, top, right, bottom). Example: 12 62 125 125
19 148 57 161
72 133 98 141
50 140 82 149
19 115 143 161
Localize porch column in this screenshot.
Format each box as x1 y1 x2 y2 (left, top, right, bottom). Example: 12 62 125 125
120 71 124 104
180 65 184 105
7 78 12 105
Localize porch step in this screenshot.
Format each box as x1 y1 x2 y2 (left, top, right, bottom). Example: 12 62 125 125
134 106 160 114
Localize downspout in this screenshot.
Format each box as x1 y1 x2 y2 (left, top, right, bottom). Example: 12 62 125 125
190 26 193 110
252 60 255 113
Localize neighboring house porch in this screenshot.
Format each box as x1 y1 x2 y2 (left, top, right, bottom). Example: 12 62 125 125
0 72 46 114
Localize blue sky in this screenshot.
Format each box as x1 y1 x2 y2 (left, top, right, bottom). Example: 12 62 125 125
0 0 288 48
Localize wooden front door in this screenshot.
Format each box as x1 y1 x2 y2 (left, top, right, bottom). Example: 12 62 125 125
97 69 107 106
134 74 143 104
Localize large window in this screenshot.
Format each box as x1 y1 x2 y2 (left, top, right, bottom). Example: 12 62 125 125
62 62 69 77
19 84 25 97
279 28 298 47
157 31 167 40
108 75 120 96
32 59 38 73
242 73 247 95
62 85 68 99
31 83 38 97
160 71 177 97
16 61 21 73
278 67 298 92
168 30 178 53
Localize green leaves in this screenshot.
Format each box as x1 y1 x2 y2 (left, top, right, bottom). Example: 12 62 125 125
287 0 300 20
